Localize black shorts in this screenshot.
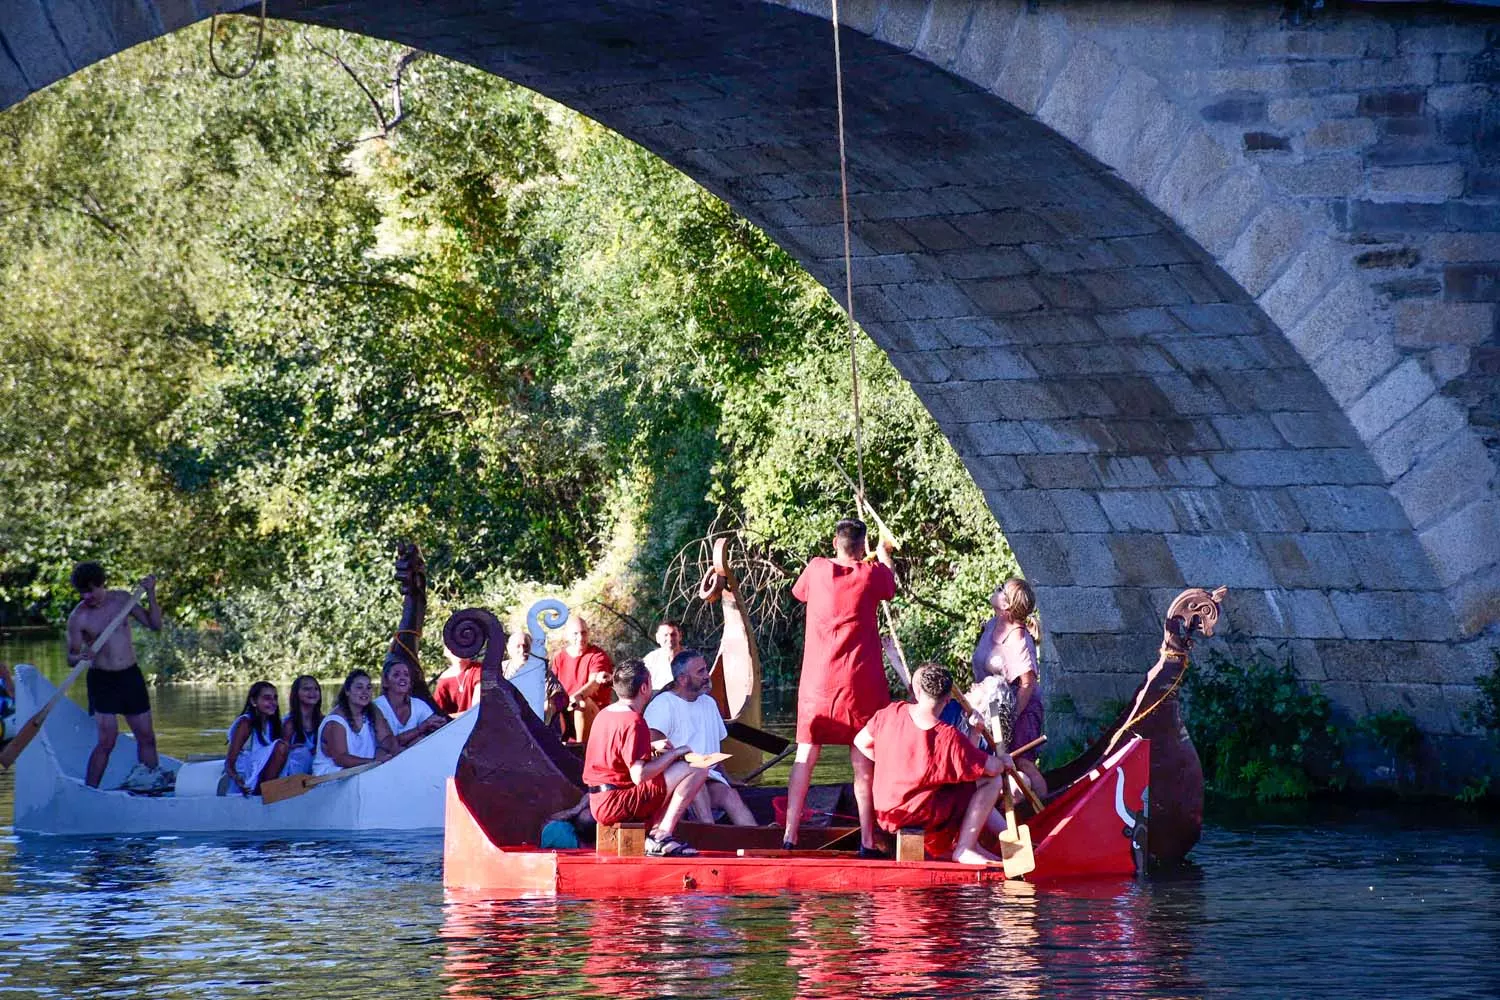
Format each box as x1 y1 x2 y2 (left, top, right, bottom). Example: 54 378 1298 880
86 665 152 717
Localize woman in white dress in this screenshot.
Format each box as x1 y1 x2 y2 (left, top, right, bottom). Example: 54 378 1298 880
374 661 446 750
225 681 289 795
279 675 323 777
312 670 397 776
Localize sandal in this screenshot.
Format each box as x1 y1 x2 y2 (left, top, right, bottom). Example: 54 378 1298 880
646 833 698 857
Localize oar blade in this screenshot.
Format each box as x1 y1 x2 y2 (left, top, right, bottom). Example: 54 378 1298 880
258 774 311 805
0 712 45 769
999 824 1035 879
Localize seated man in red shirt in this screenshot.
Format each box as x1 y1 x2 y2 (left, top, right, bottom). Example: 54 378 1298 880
583 658 710 857
555 616 614 743
853 662 1019 865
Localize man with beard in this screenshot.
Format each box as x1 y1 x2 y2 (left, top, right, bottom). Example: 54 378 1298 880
644 648 756 826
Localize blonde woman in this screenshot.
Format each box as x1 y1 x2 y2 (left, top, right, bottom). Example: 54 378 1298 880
971 578 1047 796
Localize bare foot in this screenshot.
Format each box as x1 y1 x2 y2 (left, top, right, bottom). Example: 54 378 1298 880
952 846 1002 866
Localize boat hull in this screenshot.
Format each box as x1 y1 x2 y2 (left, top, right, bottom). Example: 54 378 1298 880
442 738 1150 895
12 665 474 837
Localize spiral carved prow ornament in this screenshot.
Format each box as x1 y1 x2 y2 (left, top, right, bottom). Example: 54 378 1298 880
1163 586 1230 657
449 606 585 848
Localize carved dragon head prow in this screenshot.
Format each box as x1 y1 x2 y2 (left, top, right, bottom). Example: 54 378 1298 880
1162 586 1229 655
394 541 427 605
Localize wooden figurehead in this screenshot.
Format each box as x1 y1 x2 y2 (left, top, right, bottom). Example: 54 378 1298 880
697 538 765 777
384 542 435 707
1043 585 1227 865
449 607 584 847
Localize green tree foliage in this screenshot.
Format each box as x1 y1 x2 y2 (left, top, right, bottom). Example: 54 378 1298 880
0 24 1017 681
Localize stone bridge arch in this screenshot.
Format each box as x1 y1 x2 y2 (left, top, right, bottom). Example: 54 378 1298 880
3 0 1497 751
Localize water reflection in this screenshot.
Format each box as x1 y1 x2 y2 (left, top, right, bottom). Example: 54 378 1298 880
4 636 1499 998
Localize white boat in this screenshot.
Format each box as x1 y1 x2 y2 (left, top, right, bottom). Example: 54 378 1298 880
11 664 475 837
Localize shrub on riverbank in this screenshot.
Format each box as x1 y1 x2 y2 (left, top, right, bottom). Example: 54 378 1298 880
1184 646 1346 801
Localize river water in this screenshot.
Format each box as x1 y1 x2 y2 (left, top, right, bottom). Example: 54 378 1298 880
3 639 1498 999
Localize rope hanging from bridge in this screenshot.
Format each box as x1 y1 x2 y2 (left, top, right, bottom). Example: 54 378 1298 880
828 0 868 514
208 0 270 79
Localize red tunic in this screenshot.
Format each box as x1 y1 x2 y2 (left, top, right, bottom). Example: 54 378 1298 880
554 644 614 710
792 557 896 745
583 706 667 825
866 702 990 834
431 662 481 715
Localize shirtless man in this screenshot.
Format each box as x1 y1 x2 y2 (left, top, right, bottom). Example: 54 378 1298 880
66 562 166 790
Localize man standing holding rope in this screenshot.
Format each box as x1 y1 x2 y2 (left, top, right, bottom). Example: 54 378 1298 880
783 518 895 856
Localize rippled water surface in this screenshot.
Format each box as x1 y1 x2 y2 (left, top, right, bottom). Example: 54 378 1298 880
4 641 1498 999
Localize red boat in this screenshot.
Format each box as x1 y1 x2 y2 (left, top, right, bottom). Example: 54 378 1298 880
441 564 1226 897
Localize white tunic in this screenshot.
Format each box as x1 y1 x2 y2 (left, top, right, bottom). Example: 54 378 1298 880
643 648 675 692
312 712 377 776
374 694 434 737
281 713 318 777
643 690 730 784
226 715 281 791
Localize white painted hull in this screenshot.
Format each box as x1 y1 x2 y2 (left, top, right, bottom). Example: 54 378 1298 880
11 665 474 837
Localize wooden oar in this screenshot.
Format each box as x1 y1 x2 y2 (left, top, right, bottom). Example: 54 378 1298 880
997 784 1035 878
736 743 795 784
259 761 378 805
725 720 791 755
0 584 146 770
951 690 1046 814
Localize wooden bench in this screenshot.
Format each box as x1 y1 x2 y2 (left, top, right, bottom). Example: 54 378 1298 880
895 827 926 863
595 821 646 857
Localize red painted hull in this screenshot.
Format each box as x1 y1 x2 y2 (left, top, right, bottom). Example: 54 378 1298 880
443 738 1150 896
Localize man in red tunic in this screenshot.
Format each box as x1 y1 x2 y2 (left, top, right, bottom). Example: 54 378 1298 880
431 642 483 715
553 615 614 742
783 518 896 854
583 659 709 856
854 663 1018 864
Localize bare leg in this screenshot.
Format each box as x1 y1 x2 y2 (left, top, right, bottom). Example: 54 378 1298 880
86 714 120 788
953 774 1006 865
690 784 716 823
1016 758 1047 797
653 761 710 838
572 701 600 744
255 741 290 793
709 782 757 827
849 745 877 850
123 711 159 770
782 743 820 846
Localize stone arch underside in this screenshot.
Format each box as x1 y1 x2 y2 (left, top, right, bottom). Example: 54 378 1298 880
3 0 1497 743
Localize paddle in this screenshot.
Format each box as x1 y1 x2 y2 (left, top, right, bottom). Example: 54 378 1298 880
724 720 791 755
997 784 1036 878
952 690 1046 814
0 584 146 770
259 761 378 805
737 743 796 784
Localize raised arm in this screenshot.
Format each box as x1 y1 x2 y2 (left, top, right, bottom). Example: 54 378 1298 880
129 575 163 632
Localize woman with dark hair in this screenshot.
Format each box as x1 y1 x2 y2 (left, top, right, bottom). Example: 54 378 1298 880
312 670 397 776
225 681 289 795
280 675 323 776
374 660 446 749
